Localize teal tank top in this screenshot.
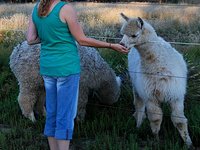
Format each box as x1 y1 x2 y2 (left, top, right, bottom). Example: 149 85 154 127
32 1 80 77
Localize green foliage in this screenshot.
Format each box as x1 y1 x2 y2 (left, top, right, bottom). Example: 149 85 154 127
184 46 200 101
0 30 25 101
99 48 128 74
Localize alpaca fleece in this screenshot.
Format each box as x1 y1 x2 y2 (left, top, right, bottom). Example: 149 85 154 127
10 41 121 122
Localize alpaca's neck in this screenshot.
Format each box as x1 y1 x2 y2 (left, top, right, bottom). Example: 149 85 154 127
134 23 158 63
135 44 157 64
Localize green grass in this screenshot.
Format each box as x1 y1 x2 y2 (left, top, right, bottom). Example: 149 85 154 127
0 31 200 150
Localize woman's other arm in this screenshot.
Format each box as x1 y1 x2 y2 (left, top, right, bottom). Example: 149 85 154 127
27 14 41 45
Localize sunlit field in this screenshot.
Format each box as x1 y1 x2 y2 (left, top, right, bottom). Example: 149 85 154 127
0 2 200 150
1 2 200 42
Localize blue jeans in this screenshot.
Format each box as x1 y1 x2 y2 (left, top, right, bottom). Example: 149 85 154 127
42 74 80 140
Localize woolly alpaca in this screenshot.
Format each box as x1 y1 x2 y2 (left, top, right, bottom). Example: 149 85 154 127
10 41 121 122
120 13 192 147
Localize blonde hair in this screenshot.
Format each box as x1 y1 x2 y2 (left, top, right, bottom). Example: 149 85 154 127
38 0 52 17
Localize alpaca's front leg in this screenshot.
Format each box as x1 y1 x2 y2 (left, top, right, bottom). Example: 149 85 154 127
170 100 193 148
133 91 146 127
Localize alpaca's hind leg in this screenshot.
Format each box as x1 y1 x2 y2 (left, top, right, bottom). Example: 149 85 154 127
18 88 37 122
170 100 192 147
146 99 163 138
133 92 146 127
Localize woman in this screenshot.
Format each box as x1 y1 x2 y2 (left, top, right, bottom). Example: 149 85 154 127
27 0 128 150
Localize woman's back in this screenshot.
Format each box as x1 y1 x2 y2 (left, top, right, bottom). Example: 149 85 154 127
32 1 80 77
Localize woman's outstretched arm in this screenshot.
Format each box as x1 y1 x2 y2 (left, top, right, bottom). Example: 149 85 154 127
60 4 129 54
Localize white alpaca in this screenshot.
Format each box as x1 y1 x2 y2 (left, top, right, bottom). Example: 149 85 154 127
10 41 121 123
120 13 192 147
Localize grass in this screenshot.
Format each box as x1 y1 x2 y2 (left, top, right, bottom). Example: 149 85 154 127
0 2 200 150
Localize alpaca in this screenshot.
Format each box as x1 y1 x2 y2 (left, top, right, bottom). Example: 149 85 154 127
10 41 121 122
120 13 192 147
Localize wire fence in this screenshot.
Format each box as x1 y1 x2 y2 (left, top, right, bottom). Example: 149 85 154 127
1 29 200 46
89 36 200 46
1 29 200 79
1 29 200 123
1 29 200 82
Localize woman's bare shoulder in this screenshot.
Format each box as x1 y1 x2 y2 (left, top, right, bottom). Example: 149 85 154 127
61 3 75 12
60 3 77 19
60 2 77 22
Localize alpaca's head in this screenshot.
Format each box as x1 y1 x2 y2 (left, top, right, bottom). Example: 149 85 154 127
120 13 156 49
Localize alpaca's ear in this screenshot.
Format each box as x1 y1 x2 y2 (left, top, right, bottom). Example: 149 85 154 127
120 13 129 22
137 17 144 29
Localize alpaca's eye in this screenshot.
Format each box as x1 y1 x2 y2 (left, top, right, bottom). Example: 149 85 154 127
131 34 137 38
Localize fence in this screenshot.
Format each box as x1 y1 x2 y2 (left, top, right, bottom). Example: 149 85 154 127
1 29 200 120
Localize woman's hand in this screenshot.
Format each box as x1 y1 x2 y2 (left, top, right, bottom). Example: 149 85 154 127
110 43 129 54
